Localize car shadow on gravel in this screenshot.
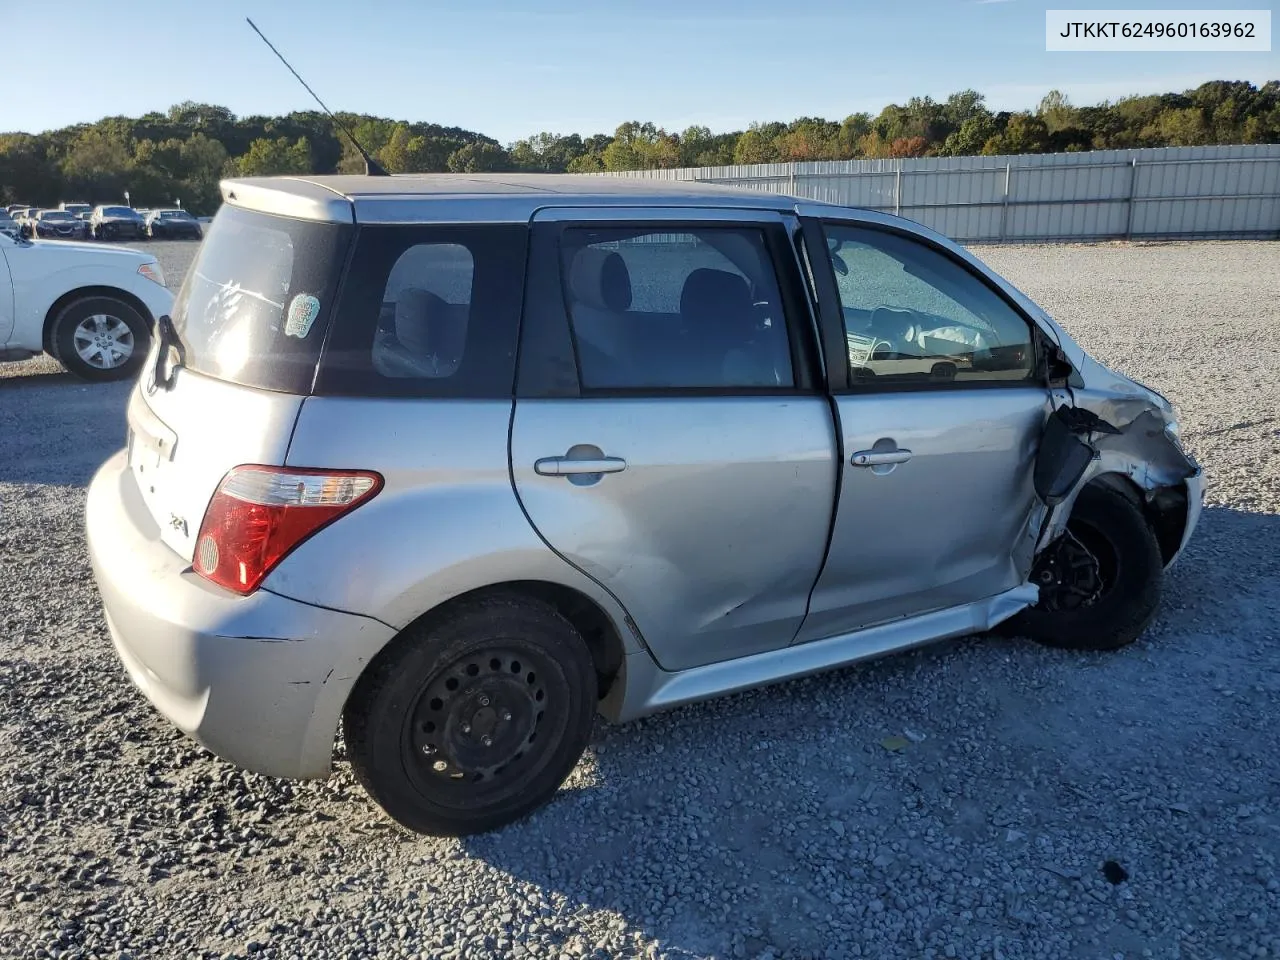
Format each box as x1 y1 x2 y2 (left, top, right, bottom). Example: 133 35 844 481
449 504 1279 959
0 377 130 487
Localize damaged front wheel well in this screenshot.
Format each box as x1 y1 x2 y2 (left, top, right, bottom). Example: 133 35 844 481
1085 473 1187 566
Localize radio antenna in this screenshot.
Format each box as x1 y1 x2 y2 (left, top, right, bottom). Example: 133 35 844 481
245 17 389 176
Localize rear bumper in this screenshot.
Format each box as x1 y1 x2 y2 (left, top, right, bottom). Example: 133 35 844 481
86 450 396 778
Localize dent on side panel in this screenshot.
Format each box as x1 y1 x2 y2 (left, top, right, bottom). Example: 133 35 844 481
265 397 641 652
509 397 838 673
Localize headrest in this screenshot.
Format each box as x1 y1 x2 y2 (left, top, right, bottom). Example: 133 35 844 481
870 306 918 338
680 268 752 320
568 248 632 312
395 287 451 356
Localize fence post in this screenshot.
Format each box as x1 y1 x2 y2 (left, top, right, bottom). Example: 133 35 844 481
999 163 1012 241
1125 158 1139 240
894 168 902 216
788 165 796 196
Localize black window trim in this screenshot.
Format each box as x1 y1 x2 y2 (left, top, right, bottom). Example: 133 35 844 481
799 214 1050 396
530 217 824 400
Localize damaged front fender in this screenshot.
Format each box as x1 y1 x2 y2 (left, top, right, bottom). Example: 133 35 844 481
1032 350 1204 568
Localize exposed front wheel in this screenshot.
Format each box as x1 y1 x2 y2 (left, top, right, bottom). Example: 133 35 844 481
50 296 151 383
1007 484 1163 651
344 595 598 835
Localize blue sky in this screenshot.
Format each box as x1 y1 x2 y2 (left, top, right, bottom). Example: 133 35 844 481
2 0 1276 140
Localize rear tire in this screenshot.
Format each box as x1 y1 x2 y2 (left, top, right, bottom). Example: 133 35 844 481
1007 484 1163 651
50 296 151 383
344 594 598 836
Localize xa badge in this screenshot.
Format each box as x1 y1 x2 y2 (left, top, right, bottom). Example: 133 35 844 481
168 514 188 537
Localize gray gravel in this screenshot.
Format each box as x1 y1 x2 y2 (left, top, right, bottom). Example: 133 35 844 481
1 239 1278 960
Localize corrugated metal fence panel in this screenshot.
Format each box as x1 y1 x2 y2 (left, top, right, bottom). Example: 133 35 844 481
601 145 1280 241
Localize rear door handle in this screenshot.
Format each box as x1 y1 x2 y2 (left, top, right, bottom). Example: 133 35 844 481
534 456 627 477
851 448 913 467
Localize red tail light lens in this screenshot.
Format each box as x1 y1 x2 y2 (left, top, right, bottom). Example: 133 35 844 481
193 465 383 595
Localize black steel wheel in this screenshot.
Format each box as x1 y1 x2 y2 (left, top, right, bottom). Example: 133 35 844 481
344 594 597 835
1005 483 1163 651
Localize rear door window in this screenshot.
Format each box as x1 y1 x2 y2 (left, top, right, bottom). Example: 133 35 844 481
170 205 352 394
315 224 528 398
558 226 796 391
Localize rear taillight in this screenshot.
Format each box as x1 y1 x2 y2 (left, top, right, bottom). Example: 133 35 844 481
193 465 383 595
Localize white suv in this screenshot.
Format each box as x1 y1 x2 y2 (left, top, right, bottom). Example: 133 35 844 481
0 230 174 381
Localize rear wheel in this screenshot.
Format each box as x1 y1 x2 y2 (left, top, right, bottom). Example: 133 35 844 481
1007 484 1163 651
344 594 597 835
50 296 151 383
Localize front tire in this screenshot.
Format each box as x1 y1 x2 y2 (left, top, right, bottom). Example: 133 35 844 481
50 296 151 383
1007 484 1163 651
344 594 598 836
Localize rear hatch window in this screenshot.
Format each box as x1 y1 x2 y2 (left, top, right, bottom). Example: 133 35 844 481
170 205 353 395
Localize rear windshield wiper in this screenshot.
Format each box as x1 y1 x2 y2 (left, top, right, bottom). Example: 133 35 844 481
152 314 187 390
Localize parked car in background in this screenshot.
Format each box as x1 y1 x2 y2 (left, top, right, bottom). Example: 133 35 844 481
13 208 39 236
85 174 1204 837
59 202 93 220
0 210 20 240
6 204 32 216
145 208 203 240
0 226 172 380
31 209 90 240
91 205 146 241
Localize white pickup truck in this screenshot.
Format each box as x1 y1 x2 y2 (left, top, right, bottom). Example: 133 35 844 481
0 230 175 381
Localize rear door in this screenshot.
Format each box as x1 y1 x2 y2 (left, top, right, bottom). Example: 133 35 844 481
510 207 838 672
794 213 1051 644
125 204 352 560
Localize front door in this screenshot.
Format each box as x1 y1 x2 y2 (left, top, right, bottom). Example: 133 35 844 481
510 209 838 672
795 215 1051 644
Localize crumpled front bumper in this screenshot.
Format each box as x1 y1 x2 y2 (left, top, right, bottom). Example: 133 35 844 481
1167 467 1206 568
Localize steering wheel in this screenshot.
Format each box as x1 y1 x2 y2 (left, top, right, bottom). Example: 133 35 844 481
868 306 920 356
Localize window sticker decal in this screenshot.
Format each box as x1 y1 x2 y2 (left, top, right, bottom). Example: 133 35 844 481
285 293 321 338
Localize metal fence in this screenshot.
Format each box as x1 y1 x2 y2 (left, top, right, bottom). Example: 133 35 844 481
601 144 1280 243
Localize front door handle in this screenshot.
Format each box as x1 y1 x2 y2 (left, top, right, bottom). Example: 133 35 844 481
851 448 913 467
534 456 627 477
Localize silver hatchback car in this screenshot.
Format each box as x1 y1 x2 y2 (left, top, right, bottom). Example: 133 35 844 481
86 174 1204 835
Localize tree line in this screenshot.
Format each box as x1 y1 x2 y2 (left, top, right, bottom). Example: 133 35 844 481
2 81 1276 215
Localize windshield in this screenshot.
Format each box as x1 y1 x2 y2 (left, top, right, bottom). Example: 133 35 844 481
62 205 89 213
160 210 193 219
102 206 134 217
170 205 352 394
42 211 74 221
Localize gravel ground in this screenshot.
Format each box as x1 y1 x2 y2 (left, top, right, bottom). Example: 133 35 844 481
1 239 1278 960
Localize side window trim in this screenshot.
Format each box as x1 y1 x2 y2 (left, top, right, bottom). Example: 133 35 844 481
799 215 1045 395
523 218 822 399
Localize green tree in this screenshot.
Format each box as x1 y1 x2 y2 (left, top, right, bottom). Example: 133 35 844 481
733 122 785 164
838 113 873 156
446 141 510 172
601 122 679 171
1145 108 1211 146
232 137 311 176
982 113 1050 155
1037 90 1079 133
775 117 842 161
566 152 605 173
939 114 999 156
0 134 61 205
